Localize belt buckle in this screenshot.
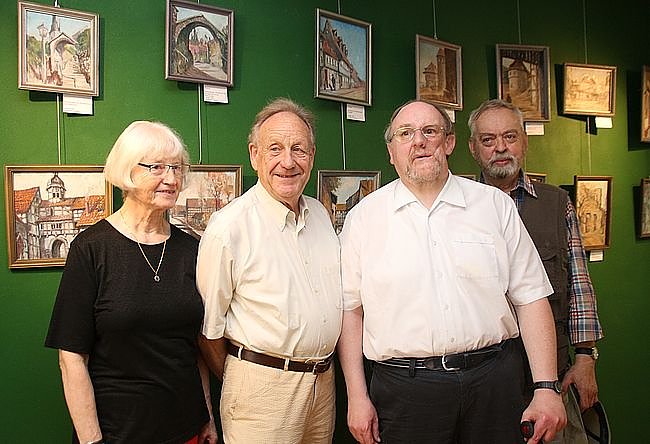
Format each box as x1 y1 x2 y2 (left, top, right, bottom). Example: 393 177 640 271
312 359 330 374
441 355 460 371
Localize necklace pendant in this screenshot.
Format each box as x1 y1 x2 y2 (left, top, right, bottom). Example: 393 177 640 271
154 275 160 282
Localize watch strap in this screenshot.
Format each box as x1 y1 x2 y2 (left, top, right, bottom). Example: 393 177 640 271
532 380 562 394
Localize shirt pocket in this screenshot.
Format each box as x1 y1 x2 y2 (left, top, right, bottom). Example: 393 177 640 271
451 234 499 279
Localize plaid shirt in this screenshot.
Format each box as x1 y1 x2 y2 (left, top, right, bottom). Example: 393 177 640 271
481 172 604 344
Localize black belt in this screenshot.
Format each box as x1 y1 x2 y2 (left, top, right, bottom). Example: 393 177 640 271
379 341 507 371
226 342 332 374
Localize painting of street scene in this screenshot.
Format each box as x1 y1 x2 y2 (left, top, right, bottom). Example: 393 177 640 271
170 165 242 239
18 2 99 96
5 166 111 268
166 0 233 86
564 63 616 116
417 35 462 110
497 45 549 121
316 9 371 106
317 170 380 234
575 176 612 250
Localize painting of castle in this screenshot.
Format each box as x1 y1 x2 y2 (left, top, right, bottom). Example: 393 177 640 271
5 166 111 268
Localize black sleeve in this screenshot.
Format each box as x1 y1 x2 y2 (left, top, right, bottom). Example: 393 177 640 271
44 235 99 354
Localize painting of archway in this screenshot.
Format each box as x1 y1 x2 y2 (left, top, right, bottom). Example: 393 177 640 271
165 0 233 87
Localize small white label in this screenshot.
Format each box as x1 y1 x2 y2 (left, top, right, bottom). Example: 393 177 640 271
346 104 365 121
62 94 93 115
444 108 455 123
203 85 228 103
595 117 612 128
588 250 604 262
525 122 545 136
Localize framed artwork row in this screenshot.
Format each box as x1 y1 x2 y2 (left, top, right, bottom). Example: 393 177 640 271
4 165 112 269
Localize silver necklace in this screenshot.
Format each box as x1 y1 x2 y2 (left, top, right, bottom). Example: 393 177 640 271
119 210 166 282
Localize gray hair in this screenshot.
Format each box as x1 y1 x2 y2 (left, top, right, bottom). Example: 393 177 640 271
383 100 455 143
104 121 190 194
248 98 316 148
467 99 524 138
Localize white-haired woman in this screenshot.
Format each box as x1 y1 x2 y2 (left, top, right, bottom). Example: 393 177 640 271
46 121 217 444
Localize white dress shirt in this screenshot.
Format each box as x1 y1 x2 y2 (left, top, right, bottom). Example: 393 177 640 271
197 182 342 360
339 175 552 361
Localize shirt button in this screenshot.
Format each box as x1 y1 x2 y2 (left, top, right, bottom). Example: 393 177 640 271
322 344 327 350
450 337 455 343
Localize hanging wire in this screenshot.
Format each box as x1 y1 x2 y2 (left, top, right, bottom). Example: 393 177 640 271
340 103 347 169
432 0 438 39
516 0 522 44
198 85 203 164
337 0 346 169
581 0 592 174
56 95 62 164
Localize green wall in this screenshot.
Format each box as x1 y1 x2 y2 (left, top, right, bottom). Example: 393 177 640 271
1 1 648 441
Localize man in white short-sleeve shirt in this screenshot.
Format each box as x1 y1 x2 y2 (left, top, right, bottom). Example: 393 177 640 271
197 98 342 444
337 100 566 444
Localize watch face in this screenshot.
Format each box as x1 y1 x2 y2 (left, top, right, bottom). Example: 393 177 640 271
592 347 599 360
553 380 563 394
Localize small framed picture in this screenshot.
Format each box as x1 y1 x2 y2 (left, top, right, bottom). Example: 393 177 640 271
641 65 650 143
165 0 234 87
527 172 547 183
563 63 617 116
496 44 550 121
640 178 650 239
18 1 99 96
574 175 613 250
316 170 381 234
416 35 463 110
170 165 242 239
4 165 112 269
315 9 372 107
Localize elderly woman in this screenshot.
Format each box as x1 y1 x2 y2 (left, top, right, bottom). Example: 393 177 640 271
45 121 217 444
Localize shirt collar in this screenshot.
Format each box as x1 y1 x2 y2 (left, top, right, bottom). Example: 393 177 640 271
253 181 309 231
391 173 466 212
478 170 538 198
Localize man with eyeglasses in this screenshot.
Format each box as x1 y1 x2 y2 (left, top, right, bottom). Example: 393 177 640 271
338 100 566 444
196 98 342 443
468 99 604 444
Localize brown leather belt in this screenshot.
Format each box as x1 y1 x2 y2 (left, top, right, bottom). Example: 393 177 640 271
226 341 332 374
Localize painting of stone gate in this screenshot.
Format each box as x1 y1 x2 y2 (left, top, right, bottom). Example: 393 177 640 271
166 0 233 86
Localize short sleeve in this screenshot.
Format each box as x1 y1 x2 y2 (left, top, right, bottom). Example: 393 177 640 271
44 236 99 354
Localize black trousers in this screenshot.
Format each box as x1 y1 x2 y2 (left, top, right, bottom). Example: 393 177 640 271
370 339 527 444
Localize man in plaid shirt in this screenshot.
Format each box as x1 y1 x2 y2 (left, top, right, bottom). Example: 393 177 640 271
468 99 604 444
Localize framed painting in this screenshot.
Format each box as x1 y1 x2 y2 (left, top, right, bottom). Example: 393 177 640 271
18 1 99 96
170 165 242 239
574 175 612 250
4 165 112 269
640 178 650 239
165 0 234 87
527 172 547 183
496 44 550 121
416 35 462 110
563 63 617 116
317 170 380 234
315 9 372 106
642 65 650 143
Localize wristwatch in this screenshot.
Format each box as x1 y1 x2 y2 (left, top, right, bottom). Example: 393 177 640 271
532 380 562 394
575 346 599 360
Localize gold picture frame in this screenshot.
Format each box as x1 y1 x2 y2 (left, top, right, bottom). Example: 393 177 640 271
4 165 113 269
574 175 613 250
563 63 617 117
169 164 242 239
416 35 463 110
